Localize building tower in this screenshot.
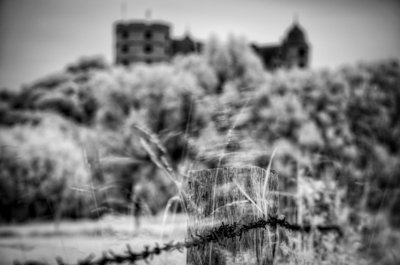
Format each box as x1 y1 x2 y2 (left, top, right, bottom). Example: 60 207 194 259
281 19 310 69
115 17 171 65
171 28 202 55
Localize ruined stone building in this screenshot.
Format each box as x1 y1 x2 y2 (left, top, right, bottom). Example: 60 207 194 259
114 18 310 70
251 21 310 70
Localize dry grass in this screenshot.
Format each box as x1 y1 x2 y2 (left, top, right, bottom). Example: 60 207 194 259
0 214 187 265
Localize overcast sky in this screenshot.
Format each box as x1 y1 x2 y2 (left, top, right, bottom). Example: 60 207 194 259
1 0 399 89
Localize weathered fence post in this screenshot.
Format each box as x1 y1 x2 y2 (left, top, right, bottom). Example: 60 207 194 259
187 166 279 265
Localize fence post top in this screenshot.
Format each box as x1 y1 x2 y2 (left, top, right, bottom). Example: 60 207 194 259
188 166 277 174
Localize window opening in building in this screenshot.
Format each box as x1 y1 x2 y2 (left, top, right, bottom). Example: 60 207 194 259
144 45 153 53
145 31 152 39
121 45 129 53
121 31 129 39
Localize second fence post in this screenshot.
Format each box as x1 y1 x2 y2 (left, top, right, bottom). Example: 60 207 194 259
187 166 279 265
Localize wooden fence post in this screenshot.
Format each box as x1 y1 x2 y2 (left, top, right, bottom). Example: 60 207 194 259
187 166 279 265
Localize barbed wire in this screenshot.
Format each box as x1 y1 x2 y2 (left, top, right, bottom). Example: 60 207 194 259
14 215 342 265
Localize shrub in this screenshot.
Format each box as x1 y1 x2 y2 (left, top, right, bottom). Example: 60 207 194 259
0 115 92 222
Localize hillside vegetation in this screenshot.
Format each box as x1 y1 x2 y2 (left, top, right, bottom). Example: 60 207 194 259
1 37 399 264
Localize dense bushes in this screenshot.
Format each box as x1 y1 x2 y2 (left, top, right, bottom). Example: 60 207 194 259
0 114 92 222
0 39 399 262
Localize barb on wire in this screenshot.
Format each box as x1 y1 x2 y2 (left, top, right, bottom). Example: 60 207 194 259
14 215 342 265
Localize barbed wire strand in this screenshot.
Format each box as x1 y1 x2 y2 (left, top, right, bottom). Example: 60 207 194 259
14 215 342 265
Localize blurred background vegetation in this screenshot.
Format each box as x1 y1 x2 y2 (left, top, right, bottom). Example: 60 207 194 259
0 36 399 264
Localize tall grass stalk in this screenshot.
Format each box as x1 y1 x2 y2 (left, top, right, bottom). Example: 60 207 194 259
262 147 278 215
158 195 182 265
159 195 182 243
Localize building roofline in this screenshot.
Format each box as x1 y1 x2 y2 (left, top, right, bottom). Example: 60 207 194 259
252 42 281 48
114 19 171 27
